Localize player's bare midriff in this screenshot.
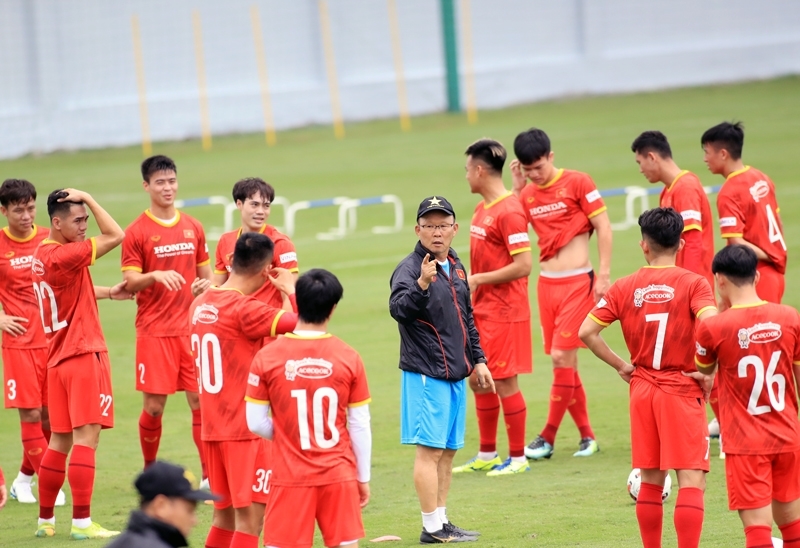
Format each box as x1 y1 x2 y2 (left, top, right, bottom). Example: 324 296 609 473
540 232 591 274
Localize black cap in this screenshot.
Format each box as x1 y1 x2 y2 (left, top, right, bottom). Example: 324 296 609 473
416 196 455 221
135 461 219 503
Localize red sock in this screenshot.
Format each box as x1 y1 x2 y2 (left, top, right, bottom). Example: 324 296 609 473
205 525 235 548
231 531 259 548
38 449 67 520
20 452 35 476
68 445 96 520
192 408 207 479
779 517 800 548
744 525 773 548
501 392 527 458
674 487 704 548
568 372 595 439
20 421 48 475
475 393 500 453
541 368 575 445
636 482 664 548
139 410 163 468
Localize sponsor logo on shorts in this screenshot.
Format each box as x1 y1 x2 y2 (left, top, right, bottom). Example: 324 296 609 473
248 373 260 387
192 303 219 325
32 258 45 276
695 342 707 356
529 202 567 218
9 254 33 269
738 322 782 349
585 189 602 203
719 216 737 228
508 232 529 245
495 361 507 368
153 242 196 257
279 251 297 264
470 225 487 238
680 210 701 222
285 358 333 381
633 284 675 307
560 331 571 338
749 180 770 203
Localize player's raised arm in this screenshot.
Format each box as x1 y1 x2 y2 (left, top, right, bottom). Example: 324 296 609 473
56 189 124 259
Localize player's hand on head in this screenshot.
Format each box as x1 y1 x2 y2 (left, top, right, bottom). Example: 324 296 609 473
153 270 186 291
474 362 496 393
0 313 28 337
268 267 296 295
109 280 135 301
509 159 527 193
358 482 370 508
56 188 89 203
418 253 437 289
191 277 212 297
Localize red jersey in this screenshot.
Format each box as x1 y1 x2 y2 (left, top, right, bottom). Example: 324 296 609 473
469 192 531 322
189 287 286 441
519 169 607 262
717 166 786 274
589 265 716 397
659 171 715 290
0 226 48 349
121 210 210 337
213 225 299 309
33 238 107 367
695 302 800 455
246 333 371 487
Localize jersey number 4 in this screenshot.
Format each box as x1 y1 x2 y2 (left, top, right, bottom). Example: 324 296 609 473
291 388 340 450
191 333 223 394
32 281 67 333
740 350 785 415
766 204 786 251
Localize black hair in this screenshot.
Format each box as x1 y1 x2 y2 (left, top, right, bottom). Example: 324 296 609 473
46 189 82 220
513 128 551 165
464 139 506 174
295 269 343 325
701 122 744 160
232 177 275 204
631 131 672 159
141 155 177 182
712 245 758 287
0 179 37 207
638 207 684 253
231 232 274 276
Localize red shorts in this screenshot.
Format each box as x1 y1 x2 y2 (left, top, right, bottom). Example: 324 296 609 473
725 450 800 510
630 377 709 472
3 347 48 409
264 481 364 548
135 336 196 394
538 271 595 355
48 352 114 433
473 317 532 379
206 438 272 509
756 263 785 304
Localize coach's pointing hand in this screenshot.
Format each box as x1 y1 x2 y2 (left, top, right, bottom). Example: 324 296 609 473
473 362 496 393
0 312 28 337
417 253 436 291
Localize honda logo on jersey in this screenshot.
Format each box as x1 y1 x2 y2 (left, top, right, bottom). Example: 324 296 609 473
153 242 195 256
529 202 567 217
738 322 782 349
633 284 675 307
470 225 487 238
9 255 33 268
284 358 333 381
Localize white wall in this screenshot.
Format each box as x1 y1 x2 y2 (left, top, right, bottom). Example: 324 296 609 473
1 0 798 159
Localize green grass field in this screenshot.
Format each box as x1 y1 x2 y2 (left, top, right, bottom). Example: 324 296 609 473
1 76 799 547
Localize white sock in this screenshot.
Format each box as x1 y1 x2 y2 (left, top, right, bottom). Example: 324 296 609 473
422 510 443 533
477 451 497 461
437 506 448 524
511 455 527 463
38 517 55 526
73 517 91 529
15 472 33 483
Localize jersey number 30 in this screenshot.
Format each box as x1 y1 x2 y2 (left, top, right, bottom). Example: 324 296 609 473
291 388 340 450
191 333 223 394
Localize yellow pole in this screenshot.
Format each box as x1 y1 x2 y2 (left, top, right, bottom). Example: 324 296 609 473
131 14 152 157
459 0 478 124
192 10 213 150
387 0 411 131
317 0 345 139
250 5 277 146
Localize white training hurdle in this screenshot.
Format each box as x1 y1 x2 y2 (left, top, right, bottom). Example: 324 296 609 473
317 195 404 240
602 184 721 232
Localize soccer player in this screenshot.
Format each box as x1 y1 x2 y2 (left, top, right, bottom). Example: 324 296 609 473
701 121 787 303
33 188 133 539
190 232 299 548
452 139 532 476
121 155 213 479
579 207 716 548
695 245 800 548
0 179 64 506
213 177 298 312
0 464 6 509
511 128 611 460
246 269 372 548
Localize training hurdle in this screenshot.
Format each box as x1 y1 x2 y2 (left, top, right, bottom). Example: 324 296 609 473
317 195 404 240
601 184 721 231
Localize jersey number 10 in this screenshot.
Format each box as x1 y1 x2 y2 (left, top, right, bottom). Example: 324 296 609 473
291 388 340 450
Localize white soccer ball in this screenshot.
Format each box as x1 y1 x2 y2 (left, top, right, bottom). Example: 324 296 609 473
627 468 672 502
708 418 720 438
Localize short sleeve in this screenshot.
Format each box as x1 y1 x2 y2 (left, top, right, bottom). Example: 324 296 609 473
499 208 531 257
577 175 607 220
195 222 210 267
214 239 227 275
694 321 717 368
52 239 95 273
348 353 371 407
121 225 144 272
690 277 717 318
273 238 299 273
238 298 284 340
672 186 705 232
717 189 745 239
245 352 271 404
587 281 621 327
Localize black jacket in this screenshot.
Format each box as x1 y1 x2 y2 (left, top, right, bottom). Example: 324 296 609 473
389 242 486 381
105 511 188 548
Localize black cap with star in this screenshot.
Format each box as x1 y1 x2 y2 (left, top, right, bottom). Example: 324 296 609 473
416 196 456 221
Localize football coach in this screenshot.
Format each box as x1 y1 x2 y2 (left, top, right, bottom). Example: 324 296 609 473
389 195 495 544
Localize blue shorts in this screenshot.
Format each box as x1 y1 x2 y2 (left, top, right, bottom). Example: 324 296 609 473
400 371 466 450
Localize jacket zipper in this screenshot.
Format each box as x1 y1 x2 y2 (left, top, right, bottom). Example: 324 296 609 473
417 319 449 379
447 261 473 376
